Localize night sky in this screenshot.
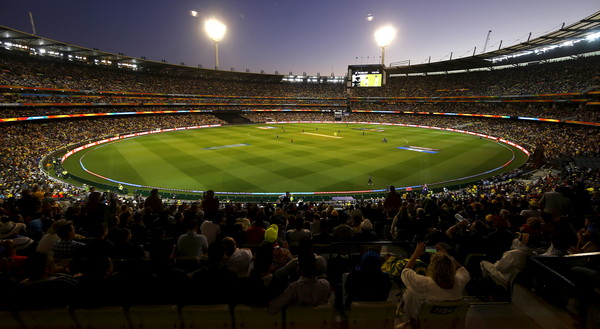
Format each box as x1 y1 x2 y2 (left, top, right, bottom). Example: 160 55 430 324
1 0 598 76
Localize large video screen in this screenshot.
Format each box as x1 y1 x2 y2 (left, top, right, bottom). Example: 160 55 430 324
348 64 384 87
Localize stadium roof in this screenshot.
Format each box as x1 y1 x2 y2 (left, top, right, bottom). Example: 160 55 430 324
0 25 286 82
385 10 600 74
1 10 600 77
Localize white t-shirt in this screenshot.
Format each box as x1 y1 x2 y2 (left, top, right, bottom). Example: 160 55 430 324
400 266 470 320
200 221 220 245
36 233 61 256
225 248 253 277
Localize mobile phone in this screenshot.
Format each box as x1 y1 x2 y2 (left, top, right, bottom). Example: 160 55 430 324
425 246 436 253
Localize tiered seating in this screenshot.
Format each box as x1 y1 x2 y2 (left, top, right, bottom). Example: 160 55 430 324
7 303 373 329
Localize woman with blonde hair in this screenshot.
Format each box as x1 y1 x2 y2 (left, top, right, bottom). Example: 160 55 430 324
400 243 470 325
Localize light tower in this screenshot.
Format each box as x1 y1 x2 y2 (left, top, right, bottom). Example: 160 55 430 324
374 26 396 67
205 18 226 70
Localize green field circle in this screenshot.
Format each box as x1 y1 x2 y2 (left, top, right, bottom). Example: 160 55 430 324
61 123 529 194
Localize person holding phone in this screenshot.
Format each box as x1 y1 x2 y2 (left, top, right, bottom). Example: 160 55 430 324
399 242 470 325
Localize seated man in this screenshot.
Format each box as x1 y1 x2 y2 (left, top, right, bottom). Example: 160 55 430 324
223 236 252 277
480 233 534 288
14 252 78 309
344 249 391 308
176 220 208 258
268 252 331 314
52 222 86 262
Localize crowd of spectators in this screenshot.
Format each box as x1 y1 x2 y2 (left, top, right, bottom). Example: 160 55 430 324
243 111 600 159
3 50 600 98
2 100 599 125
0 51 344 97
0 93 345 107
0 46 599 321
349 102 600 124
351 55 600 97
1 157 598 312
0 114 225 199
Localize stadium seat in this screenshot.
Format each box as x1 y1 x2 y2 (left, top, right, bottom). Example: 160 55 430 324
347 301 397 329
0 310 21 329
180 304 232 329
174 256 202 272
416 299 470 329
285 304 334 329
72 306 130 329
111 258 145 274
128 304 181 329
18 308 77 329
233 305 280 329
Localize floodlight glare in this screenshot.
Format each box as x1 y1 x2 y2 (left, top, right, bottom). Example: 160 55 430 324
204 18 227 70
374 25 396 66
205 19 226 42
374 26 396 48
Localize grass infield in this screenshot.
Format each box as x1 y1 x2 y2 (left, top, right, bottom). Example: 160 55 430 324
61 123 529 195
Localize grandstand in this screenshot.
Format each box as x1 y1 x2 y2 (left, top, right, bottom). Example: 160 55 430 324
0 9 599 329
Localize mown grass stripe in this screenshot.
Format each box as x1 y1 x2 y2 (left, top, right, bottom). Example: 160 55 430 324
62 123 529 194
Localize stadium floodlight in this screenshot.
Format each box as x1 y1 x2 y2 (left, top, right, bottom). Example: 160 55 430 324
205 18 226 70
374 26 396 66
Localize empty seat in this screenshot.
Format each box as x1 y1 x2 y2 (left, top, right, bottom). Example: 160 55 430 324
128 304 180 329
180 304 232 329
18 308 77 329
0 310 22 329
416 299 470 329
285 304 334 329
72 306 129 329
348 301 397 329
233 305 280 329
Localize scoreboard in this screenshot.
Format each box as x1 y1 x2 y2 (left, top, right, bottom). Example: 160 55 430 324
347 64 385 88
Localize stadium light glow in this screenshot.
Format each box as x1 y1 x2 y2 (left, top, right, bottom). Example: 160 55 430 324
205 18 226 70
374 26 396 66
490 31 600 64
587 32 600 42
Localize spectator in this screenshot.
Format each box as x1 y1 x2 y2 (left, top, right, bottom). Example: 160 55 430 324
200 211 222 245
353 218 377 241
268 252 331 314
400 243 470 326
36 219 68 256
202 190 220 221
144 189 164 214
188 242 238 305
383 186 402 217
52 222 86 263
344 249 391 308
110 228 145 260
245 217 266 245
286 217 312 248
480 232 537 291
175 219 208 258
223 236 252 278
14 252 78 309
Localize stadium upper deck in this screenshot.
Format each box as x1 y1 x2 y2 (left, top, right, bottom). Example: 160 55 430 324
1 10 599 80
